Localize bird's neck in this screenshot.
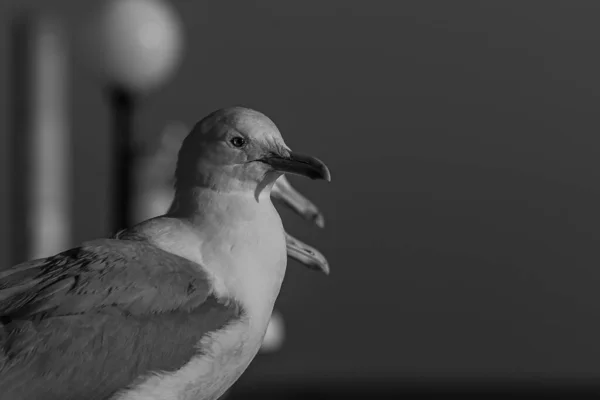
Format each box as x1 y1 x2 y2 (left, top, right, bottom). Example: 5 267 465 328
173 167 281 204
167 185 271 218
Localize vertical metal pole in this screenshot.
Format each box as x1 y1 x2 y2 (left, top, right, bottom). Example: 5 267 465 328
108 85 136 234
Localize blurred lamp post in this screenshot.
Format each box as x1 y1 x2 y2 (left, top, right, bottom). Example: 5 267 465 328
9 14 71 265
91 0 184 233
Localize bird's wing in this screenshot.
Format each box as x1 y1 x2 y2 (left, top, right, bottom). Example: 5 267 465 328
0 238 241 400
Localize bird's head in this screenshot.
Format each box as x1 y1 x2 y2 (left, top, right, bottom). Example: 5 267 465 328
174 107 331 197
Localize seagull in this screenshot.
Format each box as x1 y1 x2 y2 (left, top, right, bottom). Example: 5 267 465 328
272 176 329 274
0 106 331 400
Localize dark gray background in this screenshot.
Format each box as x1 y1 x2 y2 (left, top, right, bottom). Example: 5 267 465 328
2 0 600 387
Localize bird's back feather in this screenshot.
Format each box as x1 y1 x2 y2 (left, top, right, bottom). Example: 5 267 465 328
0 238 242 400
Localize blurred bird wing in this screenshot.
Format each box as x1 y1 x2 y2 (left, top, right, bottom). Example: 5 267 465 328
0 238 214 316
0 238 240 400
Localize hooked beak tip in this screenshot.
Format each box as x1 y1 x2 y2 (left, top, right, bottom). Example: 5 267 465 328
304 258 331 275
313 212 326 229
320 165 332 182
286 233 331 275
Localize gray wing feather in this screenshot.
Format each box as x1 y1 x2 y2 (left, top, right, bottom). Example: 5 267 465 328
0 238 241 400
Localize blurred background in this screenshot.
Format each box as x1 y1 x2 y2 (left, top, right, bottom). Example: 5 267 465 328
2 0 600 398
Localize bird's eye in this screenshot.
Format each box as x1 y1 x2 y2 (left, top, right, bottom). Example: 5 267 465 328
230 137 246 148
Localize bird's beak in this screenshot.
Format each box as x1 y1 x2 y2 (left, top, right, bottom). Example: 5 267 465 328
286 232 330 275
272 176 325 228
262 151 331 182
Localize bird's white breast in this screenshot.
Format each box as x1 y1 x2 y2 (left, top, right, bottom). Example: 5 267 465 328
114 196 287 400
